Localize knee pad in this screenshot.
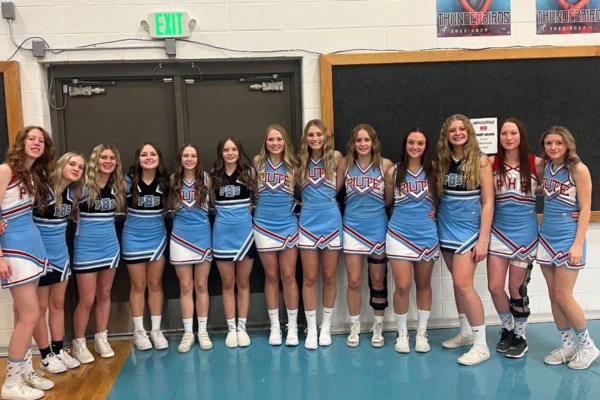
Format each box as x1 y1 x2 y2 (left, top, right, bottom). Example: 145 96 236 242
368 265 389 310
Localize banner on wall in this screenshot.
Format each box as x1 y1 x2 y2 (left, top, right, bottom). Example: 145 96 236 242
471 117 498 155
437 0 511 37
536 0 600 34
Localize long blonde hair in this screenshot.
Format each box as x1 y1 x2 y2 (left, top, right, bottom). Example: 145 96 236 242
540 126 581 170
52 152 86 211
257 125 297 188
86 144 125 212
436 114 481 194
298 119 335 184
345 124 382 171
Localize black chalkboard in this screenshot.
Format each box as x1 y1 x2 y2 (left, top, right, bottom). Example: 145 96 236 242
332 57 600 210
0 74 8 164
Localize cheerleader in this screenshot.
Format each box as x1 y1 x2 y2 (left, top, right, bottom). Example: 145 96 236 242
487 118 544 359
0 126 54 399
72 144 125 364
32 152 86 374
252 125 300 347
384 129 438 353
537 126 598 370
169 144 213 352
212 137 257 348
297 120 344 349
123 143 169 351
436 114 493 366
342 124 393 348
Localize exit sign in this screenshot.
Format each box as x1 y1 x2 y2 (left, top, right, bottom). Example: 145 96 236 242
148 12 190 38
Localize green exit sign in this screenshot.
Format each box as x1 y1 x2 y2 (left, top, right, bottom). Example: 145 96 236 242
148 12 190 38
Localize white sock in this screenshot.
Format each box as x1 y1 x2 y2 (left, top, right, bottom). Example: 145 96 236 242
559 327 575 348
459 313 472 337
197 317 208 333
499 312 514 331
151 315 162 332
305 310 316 330
133 316 145 332
4 358 23 388
514 318 527 339
287 309 298 327
322 307 333 328
472 325 487 350
22 347 33 373
395 312 408 332
417 309 430 332
238 318 247 331
375 315 384 324
182 318 193 334
350 315 360 325
268 309 280 328
575 327 593 348
226 318 236 332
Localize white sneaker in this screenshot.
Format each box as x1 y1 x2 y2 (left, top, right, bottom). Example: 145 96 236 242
21 371 54 391
268 325 282 346
305 328 318 350
395 330 410 353
319 325 332 347
568 344 600 370
133 330 152 351
415 330 431 353
72 337 95 364
443 333 474 349
198 331 213 350
346 321 360 348
40 352 67 374
56 349 80 369
371 322 384 348
544 346 577 365
457 347 491 366
95 331 115 358
150 330 169 350
178 332 195 353
285 324 299 347
225 330 238 348
1 381 44 399
237 329 251 347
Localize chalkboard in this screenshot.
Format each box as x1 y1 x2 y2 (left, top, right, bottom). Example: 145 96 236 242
322 48 600 213
0 74 8 163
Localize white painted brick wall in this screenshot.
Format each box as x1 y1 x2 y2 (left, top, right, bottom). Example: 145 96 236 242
1 0 599 345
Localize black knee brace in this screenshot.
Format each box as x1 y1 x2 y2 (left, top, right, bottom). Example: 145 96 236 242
368 264 389 311
510 263 533 319
367 256 388 264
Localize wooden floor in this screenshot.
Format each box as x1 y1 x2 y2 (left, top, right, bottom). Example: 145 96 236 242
0 341 131 400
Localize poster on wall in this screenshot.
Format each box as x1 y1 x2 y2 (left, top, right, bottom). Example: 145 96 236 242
437 0 512 37
536 1 600 34
471 117 498 155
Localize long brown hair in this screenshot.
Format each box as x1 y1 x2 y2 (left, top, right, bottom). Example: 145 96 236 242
540 126 581 170
345 124 382 172
298 119 335 184
395 128 435 193
5 126 54 211
496 118 534 195
86 144 125 213
169 143 208 209
211 137 256 200
128 142 169 206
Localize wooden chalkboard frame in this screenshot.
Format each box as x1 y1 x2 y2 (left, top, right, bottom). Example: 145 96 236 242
0 61 24 145
319 46 600 222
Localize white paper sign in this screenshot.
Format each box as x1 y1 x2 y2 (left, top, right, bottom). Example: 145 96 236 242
471 117 498 155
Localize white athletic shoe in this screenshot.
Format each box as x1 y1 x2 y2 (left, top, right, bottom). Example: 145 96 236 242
286 324 299 347
150 330 169 350
56 349 80 369
371 322 385 348
346 321 360 348
72 337 95 364
415 330 431 353
1 381 44 400
268 325 282 346
40 352 67 374
198 331 213 350
544 346 577 365
305 328 318 350
178 332 195 353
225 330 238 348
568 345 600 370
443 333 474 349
457 347 491 366
237 329 251 347
21 371 54 391
319 325 332 347
395 330 410 353
133 330 153 351
95 331 115 358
